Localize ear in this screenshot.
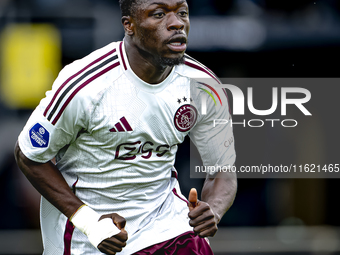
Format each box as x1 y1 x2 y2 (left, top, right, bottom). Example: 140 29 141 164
122 16 134 36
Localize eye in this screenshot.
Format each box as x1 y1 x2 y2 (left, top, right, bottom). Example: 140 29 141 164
153 12 165 18
178 11 188 17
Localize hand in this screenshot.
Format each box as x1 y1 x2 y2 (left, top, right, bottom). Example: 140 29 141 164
188 188 219 238
97 213 128 254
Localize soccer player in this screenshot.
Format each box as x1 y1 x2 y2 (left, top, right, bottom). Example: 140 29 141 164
14 0 237 254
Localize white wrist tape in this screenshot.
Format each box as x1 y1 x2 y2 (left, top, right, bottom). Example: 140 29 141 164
70 205 121 249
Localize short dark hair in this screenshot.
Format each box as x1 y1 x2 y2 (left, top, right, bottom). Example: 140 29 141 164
119 0 141 17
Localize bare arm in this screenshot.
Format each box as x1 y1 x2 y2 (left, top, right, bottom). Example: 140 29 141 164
201 171 237 223
14 141 83 218
188 171 237 237
14 141 128 254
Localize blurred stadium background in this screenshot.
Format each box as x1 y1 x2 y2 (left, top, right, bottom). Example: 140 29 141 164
0 0 340 254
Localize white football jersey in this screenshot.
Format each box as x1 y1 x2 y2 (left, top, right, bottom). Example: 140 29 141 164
18 41 235 255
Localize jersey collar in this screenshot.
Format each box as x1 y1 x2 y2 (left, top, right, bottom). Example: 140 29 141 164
118 40 175 93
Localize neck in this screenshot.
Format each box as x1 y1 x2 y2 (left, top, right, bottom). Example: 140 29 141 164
123 37 173 84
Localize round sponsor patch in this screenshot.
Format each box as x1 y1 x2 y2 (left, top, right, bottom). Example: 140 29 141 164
39 127 45 135
174 104 198 132
29 123 50 148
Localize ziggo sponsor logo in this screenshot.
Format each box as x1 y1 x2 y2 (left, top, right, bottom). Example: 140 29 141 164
115 141 177 160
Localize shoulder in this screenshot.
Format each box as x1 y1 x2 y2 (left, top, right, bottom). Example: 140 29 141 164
59 41 121 84
43 41 123 125
175 54 230 116
175 54 221 84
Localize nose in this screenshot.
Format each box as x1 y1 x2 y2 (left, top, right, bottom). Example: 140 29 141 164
167 12 184 31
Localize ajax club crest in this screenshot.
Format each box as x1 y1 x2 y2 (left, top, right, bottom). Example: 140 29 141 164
174 104 198 132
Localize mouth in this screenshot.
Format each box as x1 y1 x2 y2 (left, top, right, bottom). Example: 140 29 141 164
166 35 187 53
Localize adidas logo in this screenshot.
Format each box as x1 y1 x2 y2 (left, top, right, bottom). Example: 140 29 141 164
110 117 133 132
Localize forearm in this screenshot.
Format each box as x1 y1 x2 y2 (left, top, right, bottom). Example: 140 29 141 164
14 141 83 218
201 171 237 223
15 141 127 252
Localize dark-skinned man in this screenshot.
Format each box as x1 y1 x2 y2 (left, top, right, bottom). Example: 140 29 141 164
15 0 237 254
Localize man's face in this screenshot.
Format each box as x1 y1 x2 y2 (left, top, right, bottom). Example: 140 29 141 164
132 0 190 66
